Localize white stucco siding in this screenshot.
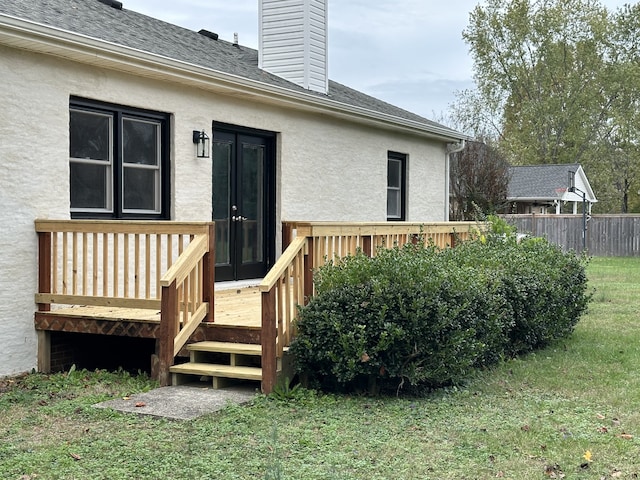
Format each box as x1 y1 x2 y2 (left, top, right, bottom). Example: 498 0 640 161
0 49 212 377
277 110 447 222
0 47 70 377
406 143 449 221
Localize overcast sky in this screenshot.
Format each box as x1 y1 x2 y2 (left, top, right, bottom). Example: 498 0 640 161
122 0 630 122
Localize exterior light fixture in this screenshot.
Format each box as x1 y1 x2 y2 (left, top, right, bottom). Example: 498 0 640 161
192 130 210 158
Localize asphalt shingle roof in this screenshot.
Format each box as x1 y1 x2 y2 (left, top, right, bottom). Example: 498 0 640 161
508 164 581 199
0 0 455 133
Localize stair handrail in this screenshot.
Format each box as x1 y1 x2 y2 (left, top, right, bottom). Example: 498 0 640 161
259 235 308 291
258 235 309 394
157 224 215 386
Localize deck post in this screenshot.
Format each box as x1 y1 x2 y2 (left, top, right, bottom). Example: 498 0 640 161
203 223 216 322
37 330 51 373
37 230 51 312
303 237 314 305
362 235 372 257
282 222 294 251
261 288 277 394
158 281 178 386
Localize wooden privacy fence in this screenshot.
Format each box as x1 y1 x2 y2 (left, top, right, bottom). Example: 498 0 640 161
258 221 482 392
35 220 215 385
502 214 640 256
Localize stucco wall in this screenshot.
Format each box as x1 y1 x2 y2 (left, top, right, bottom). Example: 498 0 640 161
0 45 448 377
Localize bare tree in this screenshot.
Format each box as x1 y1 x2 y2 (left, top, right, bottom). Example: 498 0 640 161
450 140 510 221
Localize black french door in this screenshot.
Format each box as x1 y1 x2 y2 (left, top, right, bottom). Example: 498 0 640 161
212 125 275 282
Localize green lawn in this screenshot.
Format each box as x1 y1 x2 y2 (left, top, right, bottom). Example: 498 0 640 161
1 257 639 479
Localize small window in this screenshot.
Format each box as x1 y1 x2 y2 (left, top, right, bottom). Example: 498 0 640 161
387 152 406 220
69 98 169 219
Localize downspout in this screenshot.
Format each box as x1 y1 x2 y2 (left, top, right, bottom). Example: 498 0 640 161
445 140 466 221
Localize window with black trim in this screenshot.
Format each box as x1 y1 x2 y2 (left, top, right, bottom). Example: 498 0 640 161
387 151 406 220
69 98 170 219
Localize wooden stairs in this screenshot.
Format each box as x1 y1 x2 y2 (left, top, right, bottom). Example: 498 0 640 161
170 341 264 388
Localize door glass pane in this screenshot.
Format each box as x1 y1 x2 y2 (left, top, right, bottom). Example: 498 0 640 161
213 141 231 266
241 144 264 264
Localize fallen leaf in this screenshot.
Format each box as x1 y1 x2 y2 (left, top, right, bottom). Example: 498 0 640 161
122 396 131 401
545 464 563 477
617 433 633 440
360 352 370 362
69 453 81 461
496 471 504 478
135 402 146 408
521 425 531 432
597 426 608 433
596 413 605 420
583 450 592 462
612 471 623 478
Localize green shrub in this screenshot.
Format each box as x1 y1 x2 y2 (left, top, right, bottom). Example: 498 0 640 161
447 231 591 356
290 228 591 394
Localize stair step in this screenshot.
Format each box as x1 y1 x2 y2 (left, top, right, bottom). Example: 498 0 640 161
169 362 262 380
187 341 261 356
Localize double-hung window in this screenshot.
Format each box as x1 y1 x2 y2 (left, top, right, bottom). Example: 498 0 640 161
69 98 169 219
387 151 407 220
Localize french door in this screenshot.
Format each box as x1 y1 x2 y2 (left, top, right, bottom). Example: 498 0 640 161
212 125 275 282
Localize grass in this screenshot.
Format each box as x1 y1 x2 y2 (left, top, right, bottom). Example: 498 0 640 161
1 256 639 479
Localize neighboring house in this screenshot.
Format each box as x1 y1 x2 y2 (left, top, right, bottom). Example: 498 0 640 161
0 0 467 381
507 164 597 215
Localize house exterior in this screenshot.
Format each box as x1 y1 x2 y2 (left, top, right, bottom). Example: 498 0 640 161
0 0 467 379
507 164 597 215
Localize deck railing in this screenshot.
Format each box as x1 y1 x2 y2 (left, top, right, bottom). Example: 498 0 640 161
259 221 482 392
35 220 215 385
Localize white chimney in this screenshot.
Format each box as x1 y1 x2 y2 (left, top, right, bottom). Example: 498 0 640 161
259 0 328 95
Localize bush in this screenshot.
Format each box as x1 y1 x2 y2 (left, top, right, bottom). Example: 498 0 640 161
290 226 591 394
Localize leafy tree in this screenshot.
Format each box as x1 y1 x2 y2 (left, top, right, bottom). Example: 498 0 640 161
604 3 640 212
449 140 510 220
451 0 640 212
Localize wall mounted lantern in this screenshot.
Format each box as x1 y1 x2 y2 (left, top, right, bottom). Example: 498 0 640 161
192 130 210 158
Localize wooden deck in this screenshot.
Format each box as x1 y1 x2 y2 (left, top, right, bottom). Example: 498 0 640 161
35 219 483 392
211 286 261 328
35 286 261 331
